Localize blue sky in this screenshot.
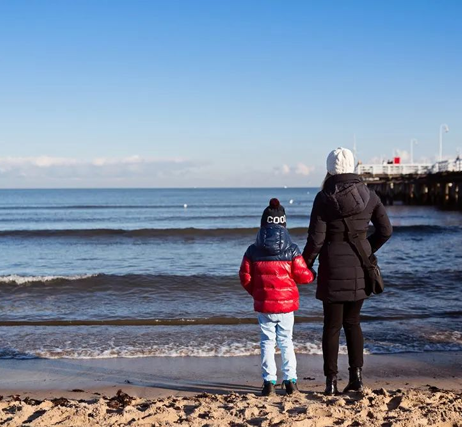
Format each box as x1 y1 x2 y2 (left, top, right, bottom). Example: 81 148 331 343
0 0 461 187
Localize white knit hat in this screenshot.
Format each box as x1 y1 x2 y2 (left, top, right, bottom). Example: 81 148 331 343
326 147 355 175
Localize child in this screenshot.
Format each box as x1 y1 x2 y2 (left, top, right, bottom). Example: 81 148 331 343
239 198 315 396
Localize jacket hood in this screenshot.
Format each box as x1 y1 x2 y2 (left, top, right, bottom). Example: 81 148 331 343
255 225 292 255
322 173 370 217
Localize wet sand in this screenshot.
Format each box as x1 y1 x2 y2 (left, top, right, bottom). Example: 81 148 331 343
0 352 461 426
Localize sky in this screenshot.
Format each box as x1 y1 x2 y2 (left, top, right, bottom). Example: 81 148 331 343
0 0 461 188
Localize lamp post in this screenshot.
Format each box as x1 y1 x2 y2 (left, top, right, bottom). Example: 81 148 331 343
439 124 449 161
410 139 418 164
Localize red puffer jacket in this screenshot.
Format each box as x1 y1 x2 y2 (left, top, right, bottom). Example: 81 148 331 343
239 225 314 313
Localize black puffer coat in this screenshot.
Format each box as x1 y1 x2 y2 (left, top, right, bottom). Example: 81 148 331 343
302 173 392 303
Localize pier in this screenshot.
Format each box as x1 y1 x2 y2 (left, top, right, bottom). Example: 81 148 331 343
357 158 462 210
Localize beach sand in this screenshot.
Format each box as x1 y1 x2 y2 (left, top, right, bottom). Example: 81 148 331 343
0 352 461 426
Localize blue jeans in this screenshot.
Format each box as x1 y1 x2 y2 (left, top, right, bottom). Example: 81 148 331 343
258 312 297 382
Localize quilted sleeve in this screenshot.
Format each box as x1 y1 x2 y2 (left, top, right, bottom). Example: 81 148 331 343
239 255 253 295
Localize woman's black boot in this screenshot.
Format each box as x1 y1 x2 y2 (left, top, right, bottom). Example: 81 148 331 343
343 368 364 393
324 375 338 395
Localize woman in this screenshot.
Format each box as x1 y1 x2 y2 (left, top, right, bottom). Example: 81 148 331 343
303 147 392 395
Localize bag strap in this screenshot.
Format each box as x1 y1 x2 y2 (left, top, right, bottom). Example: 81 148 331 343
342 216 374 269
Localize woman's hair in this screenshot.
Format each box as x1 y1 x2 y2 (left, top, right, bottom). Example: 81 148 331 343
321 172 332 190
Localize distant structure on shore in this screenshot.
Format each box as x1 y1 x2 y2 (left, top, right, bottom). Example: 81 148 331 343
357 156 462 210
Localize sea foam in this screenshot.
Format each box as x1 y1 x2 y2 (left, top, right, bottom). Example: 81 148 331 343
0 274 98 285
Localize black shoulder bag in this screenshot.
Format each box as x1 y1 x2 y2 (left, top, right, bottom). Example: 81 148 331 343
343 217 384 296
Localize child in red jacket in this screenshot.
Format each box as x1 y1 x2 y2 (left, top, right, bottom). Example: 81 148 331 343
239 198 314 396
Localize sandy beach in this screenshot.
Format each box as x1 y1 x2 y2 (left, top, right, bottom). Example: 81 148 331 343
0 352 461 426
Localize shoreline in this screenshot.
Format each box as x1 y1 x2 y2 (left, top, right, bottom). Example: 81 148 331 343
0 352 461 426
1 351 461 398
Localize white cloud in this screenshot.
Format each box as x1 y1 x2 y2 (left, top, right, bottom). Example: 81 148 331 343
0 156 80 170
275 163 314 177
295 163 314 176
0 155 205 187
0 156 320 188
281 164 291 175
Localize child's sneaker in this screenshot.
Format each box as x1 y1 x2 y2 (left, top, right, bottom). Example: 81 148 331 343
282 379 299 395
261 380 276 396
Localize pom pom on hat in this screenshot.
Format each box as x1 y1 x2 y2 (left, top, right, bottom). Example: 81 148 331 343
269 198 280 208
326 147 355 175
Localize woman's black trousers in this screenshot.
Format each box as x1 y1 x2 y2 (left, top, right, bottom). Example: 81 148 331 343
322 300 364 376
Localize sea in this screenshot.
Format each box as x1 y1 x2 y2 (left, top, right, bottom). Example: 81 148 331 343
0 188 461 359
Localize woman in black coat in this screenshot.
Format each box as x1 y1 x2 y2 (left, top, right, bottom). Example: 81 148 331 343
303 148 392 395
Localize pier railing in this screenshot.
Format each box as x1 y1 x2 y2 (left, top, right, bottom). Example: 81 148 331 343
432 158 462 173
357 158 462 177
356 163 431 176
